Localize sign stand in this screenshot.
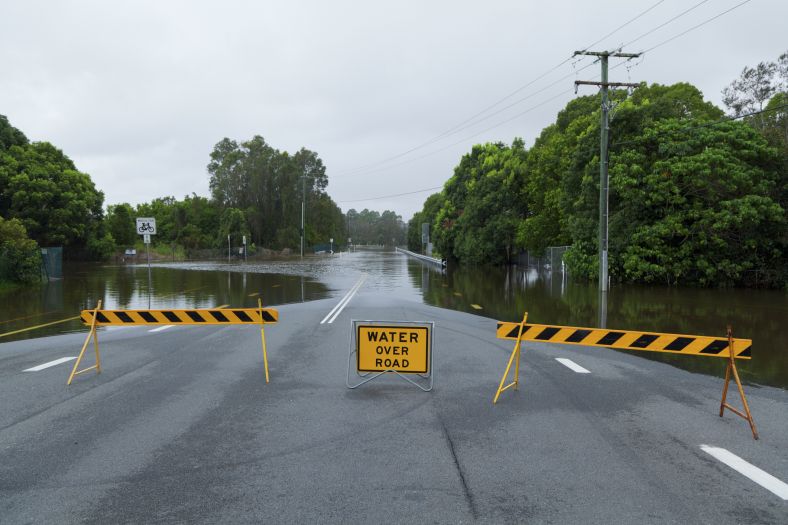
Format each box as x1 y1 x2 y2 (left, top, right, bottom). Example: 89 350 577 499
67 300 103 385
258 298 270 383
346 320 434 392
719 325 758 439
493 311 528 404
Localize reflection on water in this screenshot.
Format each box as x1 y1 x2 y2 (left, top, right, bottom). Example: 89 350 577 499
2 250 786 389
0 263 330 341
410 262 788 389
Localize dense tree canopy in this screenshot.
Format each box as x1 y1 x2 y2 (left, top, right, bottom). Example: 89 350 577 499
346 208 406 246
411 73 787 287
0 118 111 260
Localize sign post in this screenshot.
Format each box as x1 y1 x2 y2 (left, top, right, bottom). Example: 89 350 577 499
243 235 247 262
330 238 333 254
347 320 433 391
136 218 156 309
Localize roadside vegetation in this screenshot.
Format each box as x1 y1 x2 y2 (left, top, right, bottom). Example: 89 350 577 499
0 118 407 284
408 53 787 288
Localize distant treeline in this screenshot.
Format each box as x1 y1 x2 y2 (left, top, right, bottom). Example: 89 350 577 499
0 121 406 283
409 53 787 288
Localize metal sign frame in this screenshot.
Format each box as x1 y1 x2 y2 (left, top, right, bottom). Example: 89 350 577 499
347 320 434 392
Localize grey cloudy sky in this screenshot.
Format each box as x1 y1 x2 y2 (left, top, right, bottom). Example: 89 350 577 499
1 0 785 220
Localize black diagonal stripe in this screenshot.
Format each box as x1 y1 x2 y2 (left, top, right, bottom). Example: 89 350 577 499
665 337 694 351
566 329 592 343
630 334 658 349
535 327 560 341
96 312 110 323
597 331 625 346
186 311 206 323
234 310 253 323
115 311 134 323
162 311 181 323
139 311 157 323
261 310 276 322
699 339 729 355
80 315 90 324
209 310 230 322
506 325 520 338
738 346 751 357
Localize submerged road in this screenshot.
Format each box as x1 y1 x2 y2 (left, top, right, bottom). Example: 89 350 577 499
1 262 787 523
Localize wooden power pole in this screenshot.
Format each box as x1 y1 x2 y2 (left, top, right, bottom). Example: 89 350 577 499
574 50 640 293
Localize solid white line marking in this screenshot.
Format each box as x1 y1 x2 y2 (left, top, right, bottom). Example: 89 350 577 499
555 358 590 374
701 445 788 500
149 325 174 332
24 356 77 372
320 275 366 324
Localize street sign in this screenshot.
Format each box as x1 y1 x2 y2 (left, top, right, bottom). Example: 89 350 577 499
143 234 151 244
356 323 430 374
243 235 247 245
330 238 333 243
136 217 156 235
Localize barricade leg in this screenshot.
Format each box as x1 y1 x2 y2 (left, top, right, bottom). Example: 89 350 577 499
718 325 758 440
67 300 102 385
258 298 270 383
493 312 528 404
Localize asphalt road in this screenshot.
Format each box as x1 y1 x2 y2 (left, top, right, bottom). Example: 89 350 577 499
1 270 787 523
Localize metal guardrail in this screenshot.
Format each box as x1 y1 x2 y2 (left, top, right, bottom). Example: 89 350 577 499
395 247 446 268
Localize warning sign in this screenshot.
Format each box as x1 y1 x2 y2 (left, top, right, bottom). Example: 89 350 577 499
357 323 430 374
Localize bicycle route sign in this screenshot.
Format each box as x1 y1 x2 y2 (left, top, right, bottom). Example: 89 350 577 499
136 217 156 235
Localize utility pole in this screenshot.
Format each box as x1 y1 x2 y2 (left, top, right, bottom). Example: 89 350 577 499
574 50 640 294
300 175 306 258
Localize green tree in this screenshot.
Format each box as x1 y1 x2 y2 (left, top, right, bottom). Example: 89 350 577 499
0 141 107 257
106 203 136 247
0 216 41 284
433 140 527 264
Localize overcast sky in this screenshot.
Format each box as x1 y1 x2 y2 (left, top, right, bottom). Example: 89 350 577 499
1 0 785 220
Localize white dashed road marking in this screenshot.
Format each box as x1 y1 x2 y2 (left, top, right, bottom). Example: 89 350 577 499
149 325 174 333
24 356 77 372
701 445 788 500
555 358 590 374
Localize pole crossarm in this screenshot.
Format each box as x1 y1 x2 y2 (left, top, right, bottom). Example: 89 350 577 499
574 81 641 88
574 50 641 58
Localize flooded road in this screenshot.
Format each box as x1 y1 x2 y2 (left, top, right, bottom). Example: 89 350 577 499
1 247 785 388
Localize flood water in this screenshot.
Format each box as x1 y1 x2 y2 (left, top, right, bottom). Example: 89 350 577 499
1 248 785 389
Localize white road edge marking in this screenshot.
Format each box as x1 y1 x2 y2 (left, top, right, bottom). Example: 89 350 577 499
320 274 367 325
701 445 788 500
24 356 77 372
555 358 590 374
149 325 174 333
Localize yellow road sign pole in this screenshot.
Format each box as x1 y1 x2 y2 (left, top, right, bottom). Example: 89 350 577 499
258 298 269 383
719 325 758 440
67 300 102 385
493 311 528 404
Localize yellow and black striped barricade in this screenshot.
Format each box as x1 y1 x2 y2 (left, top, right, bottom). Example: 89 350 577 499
493 314 758 439
68 299 278 386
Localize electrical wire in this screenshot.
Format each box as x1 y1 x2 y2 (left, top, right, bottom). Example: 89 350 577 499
642 0 753 54
332 1 673 176
338 186 444 203
622 0 711 48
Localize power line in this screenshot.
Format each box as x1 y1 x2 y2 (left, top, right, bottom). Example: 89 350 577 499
332 1 672 176
336 88 576 180
642 0 753 54
580 0 667 51
622 0 710 48
338 186 444 203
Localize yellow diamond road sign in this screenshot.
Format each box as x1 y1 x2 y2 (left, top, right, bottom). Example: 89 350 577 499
357 324 430 374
